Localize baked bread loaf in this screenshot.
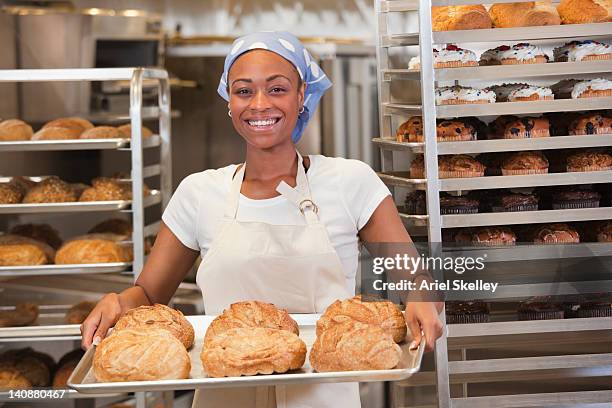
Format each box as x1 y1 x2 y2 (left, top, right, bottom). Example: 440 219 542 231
79 178 132 202
204 300 299 346
23 177 77 203
0 235 55 266
53 349 84 388
32 126 83 141
0 303 39 327
80 126 121 139
114 304 194 349
88 218 132 237
0 368 32 390
117 124 153 139
201 327 306 377
569 113 612 135
317 296 407 343
557 0 611 23
0 119 33 141
0 183 23 204
42 117 93 134
9 176 36 196
0 348 52 387
65 301 96 324
310 319 402 372
10 223 62 249
489 2 561 27
55 234 132 264
432 5 492 31
93 328 190 382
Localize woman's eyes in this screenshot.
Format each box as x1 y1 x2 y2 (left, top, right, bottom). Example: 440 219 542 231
234 87 286 95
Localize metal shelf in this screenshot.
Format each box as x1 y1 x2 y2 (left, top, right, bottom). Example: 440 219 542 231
398 212 429 226
0 389 125 401
377 171 427 188
439 171 612 191
0 262 131 277
383 102 423 115
442 207 612 228
0 135 160 152
0 324 80 340
374 134 612 154
436 97 612 118
442 243 612 263
384 60 612 82
0 189 160 214
452 390 612 408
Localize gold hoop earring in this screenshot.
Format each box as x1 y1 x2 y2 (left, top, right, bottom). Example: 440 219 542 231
228 110 232 118
299 106 304 114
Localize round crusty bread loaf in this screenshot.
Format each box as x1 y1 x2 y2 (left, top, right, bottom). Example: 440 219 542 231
42 117 94 134
204 300 299 346
316 296 407 343
431 5 492 31
0 235 55 266
0 303 39 328
80 126 121 139
201 327 306 377
93 328 190 382
117 124 153 139
0 119 33 141
489 2 561 27
114 304 194 349
0 183 23 204
23 177 77 203
0 369 32 390
55 234 132 264
0 350 50 387
65 301 96 324
557 0 611 24
310 319 402 372
32 127 83 141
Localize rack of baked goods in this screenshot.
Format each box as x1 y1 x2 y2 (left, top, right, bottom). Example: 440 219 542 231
64 298 423 393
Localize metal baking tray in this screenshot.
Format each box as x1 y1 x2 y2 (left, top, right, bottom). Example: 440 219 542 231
68 314 424 393
0 262 131 277
0 135 161 152
0 304 81 340
0 389 125 402
0 189 160 214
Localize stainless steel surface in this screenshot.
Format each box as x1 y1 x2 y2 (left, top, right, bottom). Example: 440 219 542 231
452 390 612 408
0 262 131 277
398 213 429 227
0 389 124 402
0 189 160 214
0 324 80 340
442 243 612 262
377 171 426 187
68 314 425 393
0 135 161 152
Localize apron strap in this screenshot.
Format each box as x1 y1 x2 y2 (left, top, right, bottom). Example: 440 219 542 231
224 163 246 219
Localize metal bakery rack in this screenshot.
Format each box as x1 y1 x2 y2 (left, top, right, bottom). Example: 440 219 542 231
0 68 172 407
374 1 612 407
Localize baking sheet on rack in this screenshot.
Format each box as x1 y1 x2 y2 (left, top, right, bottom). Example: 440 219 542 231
0 262 132 277
69 314 424 393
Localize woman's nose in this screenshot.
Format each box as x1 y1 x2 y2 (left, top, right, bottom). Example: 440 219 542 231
250 89 272 110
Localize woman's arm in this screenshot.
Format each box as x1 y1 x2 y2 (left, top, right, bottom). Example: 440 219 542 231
80 222 199 348
358 196 444 351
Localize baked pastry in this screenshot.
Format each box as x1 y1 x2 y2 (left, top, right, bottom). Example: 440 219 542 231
0 183 23 204
53 349 84 388
503 117 550 138
435 85 496 105
317 296 407 343
10 223 62 249
440 193 479 214
502 151 549 175
79 177 131 201
446 301 490 324
0 235 55 266
310 319 402 372
88 218 132 237
0 119 33 141
438 155 485 178
553 188 601 208
32 127 83 141
117 124 154 139
597 221 612 242
569 113 612 135
431 5 492 31
0 348 52 387
65 301 96 324
490 192 539 212
507 85 554 102
518 299 564 320
0 368 32 390
554 40 611 62
489 1 561 27
408 45 478 69
557 0 612 24
93 328 190 382
396 116 423 143
204 300 299 346
409 155 425 179
8 176 36 195
436 120 476 141
488 116 519 139
202 327 306 377
570 78 612 98
114 304 194 349
546 111 584 136
42 117 93 134
404 190 427 215
0 303 39 327
80 126 121 139
23 177 77 203
533 223 580 243
566 151 612 171
55 234 132 264
472 227 517 246
481 43 549 65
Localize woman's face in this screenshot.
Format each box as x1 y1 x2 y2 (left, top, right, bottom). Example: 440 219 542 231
228 50 305 150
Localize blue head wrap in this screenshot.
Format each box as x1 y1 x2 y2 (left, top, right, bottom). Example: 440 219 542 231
218 31 332 143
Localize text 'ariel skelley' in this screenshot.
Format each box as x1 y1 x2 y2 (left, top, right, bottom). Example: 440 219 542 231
372 279 498 293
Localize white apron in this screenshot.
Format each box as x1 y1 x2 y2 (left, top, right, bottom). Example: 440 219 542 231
192 151 361 408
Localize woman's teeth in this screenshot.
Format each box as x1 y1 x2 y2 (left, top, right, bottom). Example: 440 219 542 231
248 118 278 127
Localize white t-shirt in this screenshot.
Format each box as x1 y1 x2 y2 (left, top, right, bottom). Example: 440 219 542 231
162 155 390 294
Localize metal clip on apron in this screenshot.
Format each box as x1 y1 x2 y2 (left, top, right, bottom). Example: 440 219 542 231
193 151 360 408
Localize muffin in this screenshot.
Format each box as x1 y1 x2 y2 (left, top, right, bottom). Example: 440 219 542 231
10 224 63 250
503 117 550 139
570 78 612 99
552 189 601 209
438 155 485 178
435 86 496 105
439 193 479 214
576 295 612 318
491 192 539 212
518 299 564 320
396 116 423 143
546 111 583 136
463 117 489 140
0 183 23 204
0 119 33 141
446 301 490 324
23 177 77 203
488 115 519 139
566 151 612 172
499 43 549 65
597 221 612 242
533 223 580 244
477 152 508 176
404 190 427 215
569 113 612 135
501 151 549 175
472 227 516 246
436 120 476 142
554 40 612 62
409 155 425 179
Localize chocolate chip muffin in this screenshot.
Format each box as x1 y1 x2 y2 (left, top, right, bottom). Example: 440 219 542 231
439 193 479 214
488 115 519 139
552 189 601 209
503 117 550 139
436 120 476 142
446 301 490 324
569 113 612 135
566 151 612 172
533 223 580 244
0 183 23 204
22 177 77 203
501 151 549 175
491 192 539 212
396 116 423 143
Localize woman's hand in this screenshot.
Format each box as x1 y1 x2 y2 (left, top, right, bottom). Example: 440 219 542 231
80 293 124 350
405 301 444 352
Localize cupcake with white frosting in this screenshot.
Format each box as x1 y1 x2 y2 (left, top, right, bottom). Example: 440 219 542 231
554 40 611 62
508 85 554 102
408 45 478 69
435 86 496 105
480 43 548 65
570 78 612 99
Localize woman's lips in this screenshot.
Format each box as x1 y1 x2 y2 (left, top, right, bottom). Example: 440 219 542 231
244 117 282 131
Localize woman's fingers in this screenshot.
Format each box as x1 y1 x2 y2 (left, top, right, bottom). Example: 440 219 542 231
423 317 444 352
80 310 102 350
405 314 423 350
92 313 114 347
